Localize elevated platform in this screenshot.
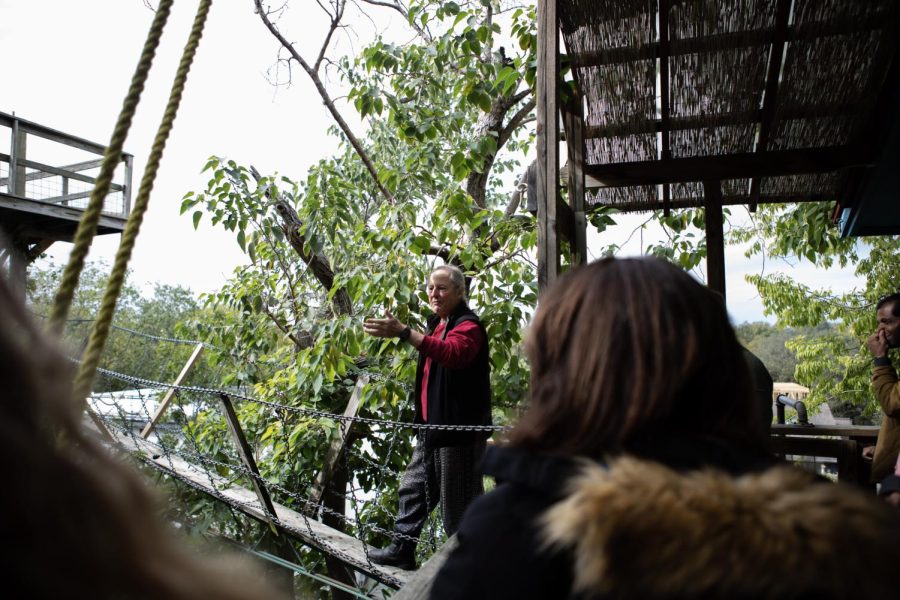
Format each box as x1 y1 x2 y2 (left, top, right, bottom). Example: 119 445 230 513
0 111 132 274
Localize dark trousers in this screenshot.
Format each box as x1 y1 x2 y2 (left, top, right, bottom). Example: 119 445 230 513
394 438 486 543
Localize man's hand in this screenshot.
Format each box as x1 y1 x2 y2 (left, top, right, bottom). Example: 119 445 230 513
868 330 889 358
862 445 875 462
363 311 405 338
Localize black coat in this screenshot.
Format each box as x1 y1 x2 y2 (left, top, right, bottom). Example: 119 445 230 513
430 436 775 600
413 303 491 448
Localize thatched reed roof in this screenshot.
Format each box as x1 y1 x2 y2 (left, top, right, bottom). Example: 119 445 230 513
558 0 899 213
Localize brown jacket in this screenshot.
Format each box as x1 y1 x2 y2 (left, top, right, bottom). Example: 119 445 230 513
542 457 900 599
872 364 900 481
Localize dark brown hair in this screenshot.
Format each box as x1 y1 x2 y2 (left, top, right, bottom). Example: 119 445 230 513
508 257 767 459
0 275 282 599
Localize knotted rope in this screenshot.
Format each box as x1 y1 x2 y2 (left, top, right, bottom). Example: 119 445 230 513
71 0 214 404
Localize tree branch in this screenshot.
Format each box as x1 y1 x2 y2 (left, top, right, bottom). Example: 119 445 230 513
250 166 354 316
253 0 396 205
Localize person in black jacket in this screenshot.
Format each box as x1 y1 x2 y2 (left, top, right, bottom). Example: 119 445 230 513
430 257 900 599
363 264 491 569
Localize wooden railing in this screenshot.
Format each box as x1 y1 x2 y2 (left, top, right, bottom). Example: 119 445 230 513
0 111 132 218
770 424 879 487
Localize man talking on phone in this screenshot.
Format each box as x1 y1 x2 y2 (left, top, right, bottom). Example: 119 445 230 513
362 264 491 569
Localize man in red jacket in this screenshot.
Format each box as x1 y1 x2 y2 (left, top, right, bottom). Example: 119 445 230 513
363 264 492 569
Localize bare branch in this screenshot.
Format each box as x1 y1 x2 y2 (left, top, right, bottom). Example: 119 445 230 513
356 0 432 41
253 0 396 205
498 97 535 147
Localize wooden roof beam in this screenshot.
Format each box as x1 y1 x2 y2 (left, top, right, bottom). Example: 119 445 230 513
584 145 865 187
584 103 861 139
749 0 793 210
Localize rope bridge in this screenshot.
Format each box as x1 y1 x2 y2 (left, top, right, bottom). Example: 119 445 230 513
70 319 505 590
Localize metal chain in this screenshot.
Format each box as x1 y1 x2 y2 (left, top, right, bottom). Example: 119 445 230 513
87 361 508 433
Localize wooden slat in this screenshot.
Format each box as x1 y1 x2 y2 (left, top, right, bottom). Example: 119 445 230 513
0 159 104 187
749 0 792 210
537 0 560 294
140 343 205 439
584 145 864 187
771 424 879 439
104 426 410 589
13 156 124 189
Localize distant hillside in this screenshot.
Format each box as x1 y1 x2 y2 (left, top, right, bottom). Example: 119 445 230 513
735 321 836 383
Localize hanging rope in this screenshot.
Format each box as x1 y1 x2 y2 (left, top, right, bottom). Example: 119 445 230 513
72 0 214 404
48 0 175 334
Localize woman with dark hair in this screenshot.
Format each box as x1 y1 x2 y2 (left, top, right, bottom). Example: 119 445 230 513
0 274 283 599
430 257 900 599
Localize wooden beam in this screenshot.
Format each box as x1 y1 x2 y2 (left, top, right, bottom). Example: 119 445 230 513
219 393 280 534
749 0 792 210
0 159 104 187
12 156 124 189
140 343 204 439
562 94 587 265
310 376 368 505
703 180 726 299
536 0 560 294
584 145 864 187
0 193 128 233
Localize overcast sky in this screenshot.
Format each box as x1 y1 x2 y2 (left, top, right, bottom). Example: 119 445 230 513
1 0 865 324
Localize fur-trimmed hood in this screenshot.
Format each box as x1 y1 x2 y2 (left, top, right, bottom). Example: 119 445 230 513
541 457 900 599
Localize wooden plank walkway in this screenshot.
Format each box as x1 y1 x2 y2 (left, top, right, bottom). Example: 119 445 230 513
108 427 411 589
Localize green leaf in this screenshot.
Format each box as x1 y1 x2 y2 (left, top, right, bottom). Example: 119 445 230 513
192 210 203 229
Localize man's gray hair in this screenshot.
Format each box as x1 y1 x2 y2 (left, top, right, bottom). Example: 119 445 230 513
431 264 467 300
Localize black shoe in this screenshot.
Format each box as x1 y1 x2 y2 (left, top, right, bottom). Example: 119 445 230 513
367 541 416 570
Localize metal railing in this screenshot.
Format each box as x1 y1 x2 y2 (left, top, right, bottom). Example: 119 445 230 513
775 393 810 426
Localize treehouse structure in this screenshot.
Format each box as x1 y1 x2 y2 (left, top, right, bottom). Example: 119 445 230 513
0 111 132 288
535 0 900 295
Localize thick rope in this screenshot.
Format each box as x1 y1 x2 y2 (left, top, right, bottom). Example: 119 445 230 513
48 0 175 335
72 0 214 404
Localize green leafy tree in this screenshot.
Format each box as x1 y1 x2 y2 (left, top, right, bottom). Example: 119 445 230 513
176 1 544 589
27 260 204 391
732 203 900 421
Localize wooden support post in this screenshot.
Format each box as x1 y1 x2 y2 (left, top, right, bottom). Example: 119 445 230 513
703 180 726 299
10 118 26 197
311 375 368 505
537 0 560 293
218 393 280 533
140 343 204 439
562 93 587 266
219 393 297 597
123 153 134 216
